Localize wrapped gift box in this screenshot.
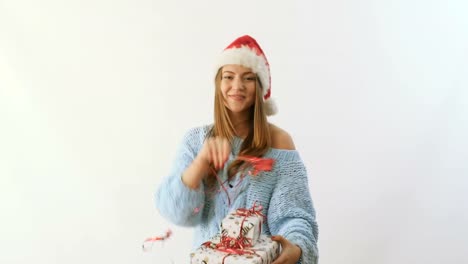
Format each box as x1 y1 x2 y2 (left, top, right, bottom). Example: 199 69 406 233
190 235 280 264
220 209 263 246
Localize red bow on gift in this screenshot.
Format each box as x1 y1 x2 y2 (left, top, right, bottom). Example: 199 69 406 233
234 201 264 239
201 202 266 263
235 201 264 219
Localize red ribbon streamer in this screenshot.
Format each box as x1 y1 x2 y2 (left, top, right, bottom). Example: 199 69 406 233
207 156 275 207
236 156 275 176
142 229 172 251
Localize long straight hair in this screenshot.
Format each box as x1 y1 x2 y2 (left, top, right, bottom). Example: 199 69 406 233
206 68 272 186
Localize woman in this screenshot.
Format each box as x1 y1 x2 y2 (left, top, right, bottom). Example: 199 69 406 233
155 35 319 264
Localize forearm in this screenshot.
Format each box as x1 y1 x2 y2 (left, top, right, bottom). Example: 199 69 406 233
181 155 209 189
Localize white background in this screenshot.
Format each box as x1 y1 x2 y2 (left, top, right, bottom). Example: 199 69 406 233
1 0 467 263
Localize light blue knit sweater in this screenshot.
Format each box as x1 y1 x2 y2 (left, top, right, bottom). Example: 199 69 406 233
155 125 319 263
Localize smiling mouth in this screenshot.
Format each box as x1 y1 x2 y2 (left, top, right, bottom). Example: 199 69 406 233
229 95 245 101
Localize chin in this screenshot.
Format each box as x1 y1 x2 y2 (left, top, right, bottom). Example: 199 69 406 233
225 104 239 111
225 102 254 115
228 108 245 114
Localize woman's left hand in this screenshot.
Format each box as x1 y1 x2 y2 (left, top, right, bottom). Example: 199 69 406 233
271 235 302 264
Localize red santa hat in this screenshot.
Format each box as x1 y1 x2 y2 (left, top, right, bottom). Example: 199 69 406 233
214 35 277 116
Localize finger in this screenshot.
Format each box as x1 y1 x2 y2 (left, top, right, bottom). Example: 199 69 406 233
271 235 286 245
223 139 231 163
221 139 229 166
201 141 210 165
271 235 291 253
208 139 217 168
271 253 287 264
217 139 224 169
214 139 221 169
271 236 287 264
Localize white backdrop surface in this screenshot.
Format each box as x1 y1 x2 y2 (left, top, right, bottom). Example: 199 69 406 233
1 1 467 263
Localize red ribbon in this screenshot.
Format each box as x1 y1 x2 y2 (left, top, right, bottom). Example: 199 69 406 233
142 229 172 251
207 156 275 207
235 201 264 235
210 166 231 206
202 239 261 264
236 156 275 176
235 202 264 218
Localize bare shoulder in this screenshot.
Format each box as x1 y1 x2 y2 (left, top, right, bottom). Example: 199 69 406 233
269 123 296 150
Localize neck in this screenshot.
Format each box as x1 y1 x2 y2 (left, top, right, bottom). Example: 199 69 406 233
229 112 251 139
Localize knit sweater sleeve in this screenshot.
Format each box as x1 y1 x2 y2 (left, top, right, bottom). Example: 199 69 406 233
267 156 319 264
154 128 206 227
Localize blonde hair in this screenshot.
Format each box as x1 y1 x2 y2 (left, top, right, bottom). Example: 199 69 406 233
206 68 272 186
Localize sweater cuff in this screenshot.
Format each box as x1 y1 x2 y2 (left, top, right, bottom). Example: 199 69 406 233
156 174 205 226
172 174 204 210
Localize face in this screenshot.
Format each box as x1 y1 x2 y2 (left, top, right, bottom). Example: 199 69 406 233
220 64 257 116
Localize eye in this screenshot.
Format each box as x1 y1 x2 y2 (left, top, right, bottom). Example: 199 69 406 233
223 75 234 80
244 76 257 81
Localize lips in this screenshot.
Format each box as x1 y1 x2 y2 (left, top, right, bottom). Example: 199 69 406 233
228 95 245 101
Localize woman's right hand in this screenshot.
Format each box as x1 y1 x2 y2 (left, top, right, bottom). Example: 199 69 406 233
182 137 231 189
198 137 231 170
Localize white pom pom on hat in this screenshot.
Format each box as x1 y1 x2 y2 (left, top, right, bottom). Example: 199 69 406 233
214 35 277 116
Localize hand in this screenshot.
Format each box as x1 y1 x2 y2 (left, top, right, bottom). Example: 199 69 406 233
182 137 231 189
271 235 302 264
198 137 231 170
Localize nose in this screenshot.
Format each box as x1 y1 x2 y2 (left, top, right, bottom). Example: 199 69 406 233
232 77 245 90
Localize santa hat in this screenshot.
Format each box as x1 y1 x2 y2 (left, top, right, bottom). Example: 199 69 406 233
214 35 277 116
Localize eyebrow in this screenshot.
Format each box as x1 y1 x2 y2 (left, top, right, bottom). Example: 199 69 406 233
222 71 255 75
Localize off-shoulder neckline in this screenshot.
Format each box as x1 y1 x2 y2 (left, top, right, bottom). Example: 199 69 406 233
232 136 300 161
